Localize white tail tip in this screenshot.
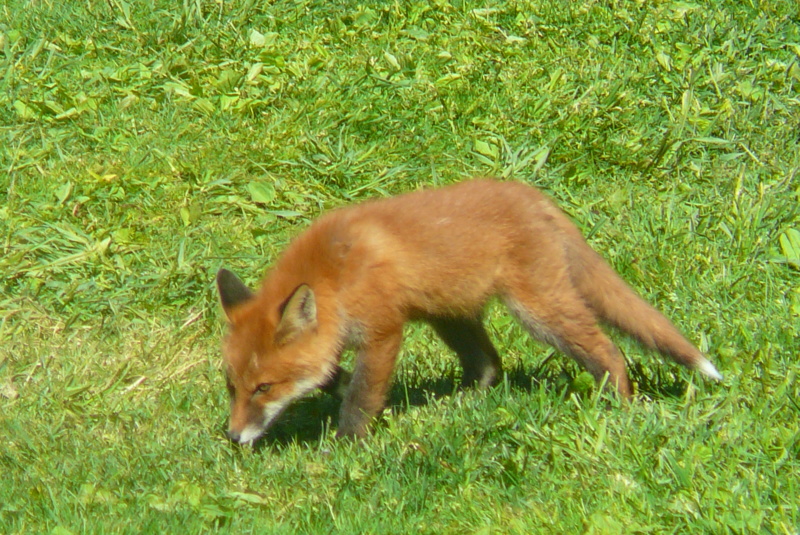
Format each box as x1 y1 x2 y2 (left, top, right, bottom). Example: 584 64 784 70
697 358 723 381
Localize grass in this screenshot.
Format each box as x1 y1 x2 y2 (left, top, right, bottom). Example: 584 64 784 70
1 0 799 532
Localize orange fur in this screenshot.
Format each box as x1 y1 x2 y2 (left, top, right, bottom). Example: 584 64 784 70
217 179 721 443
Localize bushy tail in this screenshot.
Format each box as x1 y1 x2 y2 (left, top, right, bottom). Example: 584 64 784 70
566 236 723 381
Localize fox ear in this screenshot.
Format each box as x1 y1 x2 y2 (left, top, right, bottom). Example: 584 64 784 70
275 284 317 344
217 269 254 320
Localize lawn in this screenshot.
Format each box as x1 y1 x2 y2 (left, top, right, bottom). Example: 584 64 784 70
1 0 799 533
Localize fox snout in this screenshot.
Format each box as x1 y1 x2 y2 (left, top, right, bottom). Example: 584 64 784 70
226 428 254 444
226 401 270 445
226 422 268 445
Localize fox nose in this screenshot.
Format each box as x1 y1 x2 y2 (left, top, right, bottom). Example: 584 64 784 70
227 429 241 443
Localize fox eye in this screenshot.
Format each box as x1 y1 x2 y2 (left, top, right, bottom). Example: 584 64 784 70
225 376 235 398
254 383 272 395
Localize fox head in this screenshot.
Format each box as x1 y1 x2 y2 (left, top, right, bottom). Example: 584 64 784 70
216 269 334 445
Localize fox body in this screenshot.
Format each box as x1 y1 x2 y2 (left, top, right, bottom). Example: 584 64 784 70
217 179 721 444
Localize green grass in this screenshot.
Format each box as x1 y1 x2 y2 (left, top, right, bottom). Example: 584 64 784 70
2 0 799 532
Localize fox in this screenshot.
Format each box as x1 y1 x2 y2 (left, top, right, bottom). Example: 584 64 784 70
216 179 722 444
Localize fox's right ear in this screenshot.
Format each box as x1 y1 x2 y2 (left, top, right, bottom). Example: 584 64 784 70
217 269 254 321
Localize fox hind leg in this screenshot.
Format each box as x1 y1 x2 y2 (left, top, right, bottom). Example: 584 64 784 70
502 283 632 397
430 317 502 388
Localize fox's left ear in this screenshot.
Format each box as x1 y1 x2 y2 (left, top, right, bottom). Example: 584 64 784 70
275 284 317 344
217 269 254 321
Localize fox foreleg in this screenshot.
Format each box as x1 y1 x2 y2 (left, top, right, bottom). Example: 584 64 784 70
337 331 403 438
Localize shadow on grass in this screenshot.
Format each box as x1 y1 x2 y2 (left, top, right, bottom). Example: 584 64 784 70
241 358 693 451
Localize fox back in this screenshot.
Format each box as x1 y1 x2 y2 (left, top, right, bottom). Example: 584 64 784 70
217 179 722 443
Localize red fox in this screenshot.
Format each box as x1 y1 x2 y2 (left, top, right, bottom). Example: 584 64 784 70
217 179 722 443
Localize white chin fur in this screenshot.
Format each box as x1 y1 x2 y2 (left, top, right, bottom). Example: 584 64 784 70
233 377 322 444
697 358 723 381
237 425 266 445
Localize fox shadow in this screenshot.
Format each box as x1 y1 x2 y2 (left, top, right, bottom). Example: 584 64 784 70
245 358 690 451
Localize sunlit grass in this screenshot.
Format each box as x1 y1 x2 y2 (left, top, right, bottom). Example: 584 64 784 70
1 0 798 533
